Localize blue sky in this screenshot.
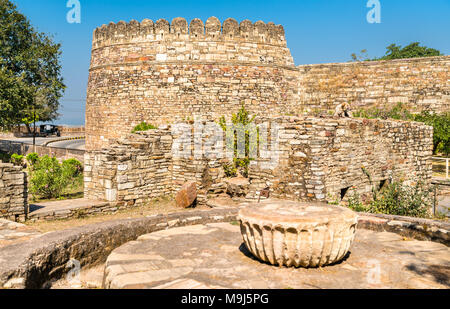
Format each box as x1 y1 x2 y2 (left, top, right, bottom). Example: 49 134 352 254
11 0 450 126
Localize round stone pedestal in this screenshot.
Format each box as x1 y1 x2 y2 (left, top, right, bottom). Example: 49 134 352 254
238 200 358 268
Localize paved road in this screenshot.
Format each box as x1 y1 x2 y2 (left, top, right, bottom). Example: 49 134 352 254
47 139 85 150
1 137 59 145
1 136 85 150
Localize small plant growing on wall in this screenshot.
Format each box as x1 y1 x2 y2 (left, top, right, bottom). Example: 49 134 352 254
131 122 157 133
344 181 434 218
26 152 39 170
223 162 237 178
218 105 258 178
10 153 24 166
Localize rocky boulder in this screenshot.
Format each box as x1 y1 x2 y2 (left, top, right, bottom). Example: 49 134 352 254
225 177 250 198
175 181 197 208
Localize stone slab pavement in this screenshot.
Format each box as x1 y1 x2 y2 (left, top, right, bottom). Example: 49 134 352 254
1 198 106 249
98 223 449 289
28 198 110 221
0 219 40 249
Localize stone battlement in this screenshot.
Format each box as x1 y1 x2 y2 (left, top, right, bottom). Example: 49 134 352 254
92 17 287 49
86 15 449 151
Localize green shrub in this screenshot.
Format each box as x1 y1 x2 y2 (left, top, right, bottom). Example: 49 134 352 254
29 156 65 199
132 122 157 133
62 158 83 177
345 181 434 218
0 152 11 163
353 102 414 121
26 153 39 168
368 181 433 218
414 111 450 156
234 157 251 178
10 153 24 166
29 155 83 200
223 162 237 178
347 189 367 212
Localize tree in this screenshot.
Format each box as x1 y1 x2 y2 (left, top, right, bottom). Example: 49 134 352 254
351 42 442 62
351 49 369 62
414 111 450 156
0 0 65 131
379 42 442 60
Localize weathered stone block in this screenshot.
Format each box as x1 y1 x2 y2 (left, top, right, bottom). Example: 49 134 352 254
175 181 197 208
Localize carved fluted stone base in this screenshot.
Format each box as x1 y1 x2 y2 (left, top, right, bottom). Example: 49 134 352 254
238 200 358 268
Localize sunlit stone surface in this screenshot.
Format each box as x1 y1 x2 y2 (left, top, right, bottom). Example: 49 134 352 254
238 200 358 267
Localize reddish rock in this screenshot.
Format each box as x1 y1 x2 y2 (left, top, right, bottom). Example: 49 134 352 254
175 182 197 208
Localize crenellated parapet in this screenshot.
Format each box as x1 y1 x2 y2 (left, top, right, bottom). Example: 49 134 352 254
86 16 298 151
92 17 287 49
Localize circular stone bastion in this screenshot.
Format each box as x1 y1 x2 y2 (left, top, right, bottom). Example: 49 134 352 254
238 200 358 268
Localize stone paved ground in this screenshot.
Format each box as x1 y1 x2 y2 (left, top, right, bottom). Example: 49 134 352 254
0 219 40 249
55 223 449 289
28 198 109 221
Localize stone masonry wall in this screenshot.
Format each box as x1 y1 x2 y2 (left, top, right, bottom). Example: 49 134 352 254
0 163 27 221
84 116 433 207
248 117 433 203
298 56 449 113
84 129 173 205
85 123 227 206
86 17 298 151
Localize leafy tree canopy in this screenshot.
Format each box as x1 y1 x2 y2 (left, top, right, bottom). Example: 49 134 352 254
351 42 442 62
0 0 65 130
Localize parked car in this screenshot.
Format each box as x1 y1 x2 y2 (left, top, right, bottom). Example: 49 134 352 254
39 124 61 137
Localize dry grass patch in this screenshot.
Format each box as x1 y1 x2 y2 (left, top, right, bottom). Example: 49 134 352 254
26 196 209 233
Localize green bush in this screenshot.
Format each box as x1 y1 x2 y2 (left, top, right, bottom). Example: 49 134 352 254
353 102 414 121
26 152 39 169
345 181 434 218
223 162 237 178
0 152 11 163
29 155 83 200
368 181 433 218
62 158 83 177
414 111 450 156
347 189 367 213
10 153 24 166
132 122 157 133
29 156 65 199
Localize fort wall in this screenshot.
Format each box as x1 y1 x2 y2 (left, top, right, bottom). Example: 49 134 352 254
84 116 433 207
298 56 450 112
86 16 449 152
86 17 298 151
